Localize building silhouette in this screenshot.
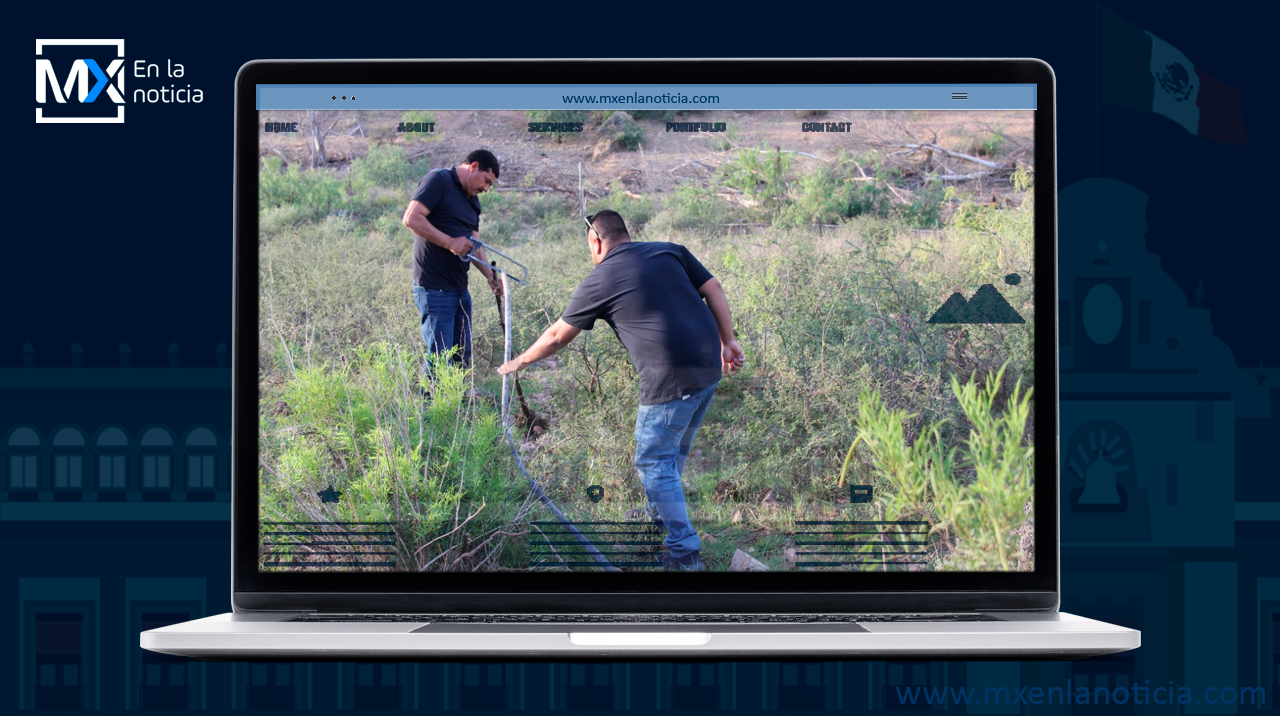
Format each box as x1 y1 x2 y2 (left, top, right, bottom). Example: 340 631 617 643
3 182 1278 712
1056 178 1280 713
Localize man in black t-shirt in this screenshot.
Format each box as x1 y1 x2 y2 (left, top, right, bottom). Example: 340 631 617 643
498 210 745 571
401 149 504 378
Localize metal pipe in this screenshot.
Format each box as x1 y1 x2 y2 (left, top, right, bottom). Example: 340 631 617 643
461 238 528 285
502 270 511 424
497 270 619 572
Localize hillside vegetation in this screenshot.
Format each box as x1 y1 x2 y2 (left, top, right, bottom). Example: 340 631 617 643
258 110 1036 572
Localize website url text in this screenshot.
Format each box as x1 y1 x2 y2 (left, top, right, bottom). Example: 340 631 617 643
896 683 1266 707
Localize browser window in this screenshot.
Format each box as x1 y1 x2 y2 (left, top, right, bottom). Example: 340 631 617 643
255 83 1037 574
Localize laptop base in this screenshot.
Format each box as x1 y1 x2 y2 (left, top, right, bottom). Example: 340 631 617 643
143 611 1138 660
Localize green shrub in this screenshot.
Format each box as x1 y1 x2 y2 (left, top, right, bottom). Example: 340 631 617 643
477 188 578 248
349 144 426 195
722 146 792 216
902 183 945 228
257 131 1036 571
477 189 523 246
615 123 643 150
781 152 892 226
258 216 410 374
719 149 946 229
259 204 307 236
1011 166 1034 193
711 122 740 151
965 128 1006 157
852 366 1034 571
373 210 408 241
261 343 523 571
592 181 655 227
259 156 351 223
652 183 737 231
592 111 644 153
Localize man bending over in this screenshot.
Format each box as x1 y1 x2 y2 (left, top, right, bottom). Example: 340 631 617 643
498 209 744 571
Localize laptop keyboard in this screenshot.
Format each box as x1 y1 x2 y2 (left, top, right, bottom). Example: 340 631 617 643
290 613 998 624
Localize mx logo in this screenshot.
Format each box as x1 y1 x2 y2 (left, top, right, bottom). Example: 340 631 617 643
36 39 126 123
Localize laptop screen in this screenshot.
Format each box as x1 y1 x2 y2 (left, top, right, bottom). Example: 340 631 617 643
253 80 1039 576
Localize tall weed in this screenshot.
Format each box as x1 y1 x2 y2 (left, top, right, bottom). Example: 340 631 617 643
261 344 524 571
853 366 1034 571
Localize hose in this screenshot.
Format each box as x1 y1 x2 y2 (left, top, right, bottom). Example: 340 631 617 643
498 270 620 572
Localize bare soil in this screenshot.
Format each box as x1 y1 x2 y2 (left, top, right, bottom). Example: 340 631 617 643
259 109 1034 208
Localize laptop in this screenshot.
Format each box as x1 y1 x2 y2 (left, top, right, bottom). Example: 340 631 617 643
141 58 1139 659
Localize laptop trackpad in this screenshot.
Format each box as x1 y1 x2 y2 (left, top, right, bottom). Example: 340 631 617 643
570 632 711 646
411 623 867 635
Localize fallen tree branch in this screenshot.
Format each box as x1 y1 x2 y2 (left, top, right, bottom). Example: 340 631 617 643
666 159 716 174
259 458 283 480
890 143 1004 170
935 170 997 182
843 157 912 203
415 501 484 560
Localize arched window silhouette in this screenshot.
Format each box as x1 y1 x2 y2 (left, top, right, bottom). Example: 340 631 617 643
7 427 40 491
96 427 129 493
1066 420 1138 512
184 428 218 492
140 427 174 493
52 427 86 491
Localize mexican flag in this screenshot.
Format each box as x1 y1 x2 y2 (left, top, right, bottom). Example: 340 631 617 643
1100 4 1247 146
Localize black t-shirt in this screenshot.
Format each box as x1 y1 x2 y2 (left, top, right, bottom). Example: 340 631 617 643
411 167 481 290
560 241 721 405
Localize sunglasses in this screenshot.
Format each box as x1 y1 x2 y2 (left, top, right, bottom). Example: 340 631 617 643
584 213 598 238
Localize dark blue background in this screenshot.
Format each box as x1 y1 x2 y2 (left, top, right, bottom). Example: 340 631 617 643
7 1 1277 714
10 2 1274 369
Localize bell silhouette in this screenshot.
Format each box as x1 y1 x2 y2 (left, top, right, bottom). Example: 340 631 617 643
1079 453 1122 504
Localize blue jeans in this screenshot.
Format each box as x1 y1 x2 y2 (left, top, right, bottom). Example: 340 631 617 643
412 286 472 375
634 381 719 559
